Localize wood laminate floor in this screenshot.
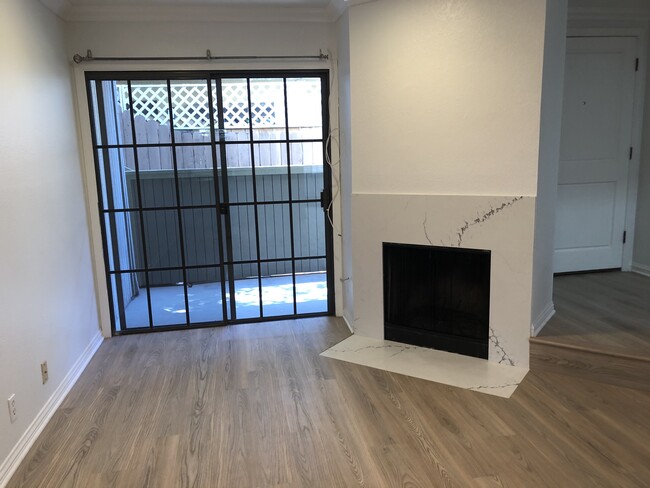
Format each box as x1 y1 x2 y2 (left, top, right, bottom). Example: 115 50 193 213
535 271 650 359
9 317 650 487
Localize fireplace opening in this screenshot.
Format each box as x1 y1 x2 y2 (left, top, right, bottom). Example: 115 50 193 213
383 243 491 359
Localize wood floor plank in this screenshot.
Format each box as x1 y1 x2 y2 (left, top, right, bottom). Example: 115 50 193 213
536 271 650 357
8 316 650 488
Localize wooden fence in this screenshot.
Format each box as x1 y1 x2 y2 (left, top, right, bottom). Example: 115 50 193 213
127 168 326 286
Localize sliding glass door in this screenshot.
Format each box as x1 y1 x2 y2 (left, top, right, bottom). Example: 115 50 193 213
87 71 333 334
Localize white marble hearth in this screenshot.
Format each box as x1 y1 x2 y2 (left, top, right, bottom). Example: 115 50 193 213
321 335 528 398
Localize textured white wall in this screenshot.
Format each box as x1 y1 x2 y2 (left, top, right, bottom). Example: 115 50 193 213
0 0 100 470
336 11 355 325
66 20 332 60
531 0 568 333
348 0 546 196
344 0 548 348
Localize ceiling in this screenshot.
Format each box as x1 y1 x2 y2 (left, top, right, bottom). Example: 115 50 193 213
39 0 365 22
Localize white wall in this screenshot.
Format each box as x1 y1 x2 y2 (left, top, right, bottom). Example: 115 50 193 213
67 19 342 333
344 0 548 365
348 0 546 196
67 20 332 60
531 0 568 334
0 0 101 478
335 11 354 325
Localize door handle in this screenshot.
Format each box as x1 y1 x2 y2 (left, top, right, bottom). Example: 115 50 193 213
320 189 331 210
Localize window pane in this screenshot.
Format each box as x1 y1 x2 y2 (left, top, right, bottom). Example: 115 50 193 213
187 267 224 324
250 78 286 141
258 204 291 261
176 146 220 207
137 147 176 208
119 272 151 330
260 261 294 317
97 147 138 210
129 81 171 144
290 142 324 201
287 78 323 140
255 143 289 202
220 79 250 142
182 208 220 267
170 80 212 140
90 80 134 146
104 211 144 272
229 205 258 262
148 269 187 327
293 202 326 258
224 144 254 203
295 259 328 314
233 275 261 320
142 210 182 269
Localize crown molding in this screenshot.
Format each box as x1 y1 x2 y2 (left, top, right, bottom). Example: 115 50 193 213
39 0 73 19
66 4 329 23
39 0 378 23
327 0 376 21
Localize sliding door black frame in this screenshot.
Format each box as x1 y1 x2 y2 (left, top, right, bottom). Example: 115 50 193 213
86 70 335 336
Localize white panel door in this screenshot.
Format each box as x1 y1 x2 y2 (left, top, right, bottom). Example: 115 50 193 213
554 37 637 273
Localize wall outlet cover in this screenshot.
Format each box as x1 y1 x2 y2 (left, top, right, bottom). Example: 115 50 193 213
41 361 49 384
8 394 17 423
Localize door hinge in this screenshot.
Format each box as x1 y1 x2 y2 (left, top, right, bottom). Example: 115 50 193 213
635 58 639 72
623 231 627 244
629 146 633 160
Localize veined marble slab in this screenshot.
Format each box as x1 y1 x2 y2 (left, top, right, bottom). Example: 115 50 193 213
321 335 528 398
350 194 536 367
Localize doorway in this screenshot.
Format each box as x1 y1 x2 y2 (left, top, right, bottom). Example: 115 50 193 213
554 37 638 273
87 71 334 334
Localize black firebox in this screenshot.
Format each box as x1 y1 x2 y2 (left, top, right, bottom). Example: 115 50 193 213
383 243 490 359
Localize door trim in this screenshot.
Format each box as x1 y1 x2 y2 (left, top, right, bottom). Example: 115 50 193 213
566 27 648 272
83 69 335 335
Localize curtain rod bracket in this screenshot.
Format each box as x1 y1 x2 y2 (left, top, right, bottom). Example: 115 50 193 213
73 49 93 64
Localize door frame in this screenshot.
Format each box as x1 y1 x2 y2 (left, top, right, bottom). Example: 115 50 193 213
563 27 647 273
73 63 341 337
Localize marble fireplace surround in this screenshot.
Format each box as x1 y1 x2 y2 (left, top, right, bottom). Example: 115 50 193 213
348 193 536 369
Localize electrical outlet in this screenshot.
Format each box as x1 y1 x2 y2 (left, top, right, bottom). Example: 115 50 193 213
7 394 17 423
41 361 48 384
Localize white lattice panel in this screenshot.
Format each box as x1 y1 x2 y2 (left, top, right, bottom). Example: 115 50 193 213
116 79 321 131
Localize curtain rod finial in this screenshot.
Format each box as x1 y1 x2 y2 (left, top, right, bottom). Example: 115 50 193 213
73 49 93 64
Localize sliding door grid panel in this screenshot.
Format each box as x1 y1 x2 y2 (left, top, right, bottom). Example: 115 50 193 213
86 70 334 335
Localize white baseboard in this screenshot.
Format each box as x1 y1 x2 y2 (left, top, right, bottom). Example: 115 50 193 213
531 302 555 337
631 262 650 278
342 315 354 334
0 331 104 487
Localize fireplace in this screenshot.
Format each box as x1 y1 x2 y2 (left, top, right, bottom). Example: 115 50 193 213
383 243 491 359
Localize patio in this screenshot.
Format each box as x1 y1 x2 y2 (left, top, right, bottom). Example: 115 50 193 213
121 271 327 330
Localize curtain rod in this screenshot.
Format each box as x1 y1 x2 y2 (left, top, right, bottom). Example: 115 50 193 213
72 49 329 64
